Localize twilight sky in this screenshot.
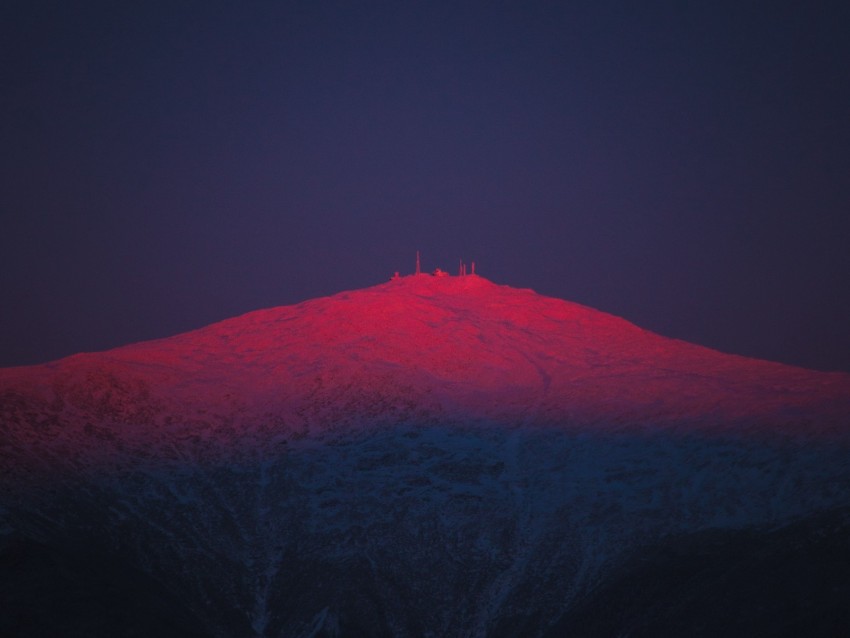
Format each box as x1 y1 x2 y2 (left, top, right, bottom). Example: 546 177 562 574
2 1 849 372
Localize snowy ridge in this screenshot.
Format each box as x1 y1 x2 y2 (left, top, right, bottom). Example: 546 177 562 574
2 276 850 636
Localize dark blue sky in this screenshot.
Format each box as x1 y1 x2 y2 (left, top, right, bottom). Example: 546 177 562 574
2 1 849 372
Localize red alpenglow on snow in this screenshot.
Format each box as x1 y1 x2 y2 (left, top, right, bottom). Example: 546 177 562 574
3 272 850 636
2 272 849 478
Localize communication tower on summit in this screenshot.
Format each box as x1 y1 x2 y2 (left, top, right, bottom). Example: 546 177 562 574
457 259 475 276
404 252 476 278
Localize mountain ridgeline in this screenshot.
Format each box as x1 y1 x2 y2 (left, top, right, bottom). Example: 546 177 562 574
2 275 850 637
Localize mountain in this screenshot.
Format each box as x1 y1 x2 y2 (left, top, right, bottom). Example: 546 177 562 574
2 274 849 637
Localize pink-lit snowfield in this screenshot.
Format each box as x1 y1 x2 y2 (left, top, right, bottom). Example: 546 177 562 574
2 275 849 636
4 275 848 466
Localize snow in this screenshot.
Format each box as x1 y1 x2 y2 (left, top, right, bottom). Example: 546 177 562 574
1 275 849 636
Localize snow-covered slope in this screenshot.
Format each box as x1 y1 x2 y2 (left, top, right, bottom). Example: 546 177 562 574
2 275 849 636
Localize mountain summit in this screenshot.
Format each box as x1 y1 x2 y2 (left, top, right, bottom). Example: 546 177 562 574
3 275 848 446
2 277 850 637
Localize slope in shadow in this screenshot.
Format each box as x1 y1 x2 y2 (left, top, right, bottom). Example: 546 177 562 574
548 508 850 637
0 535 210 638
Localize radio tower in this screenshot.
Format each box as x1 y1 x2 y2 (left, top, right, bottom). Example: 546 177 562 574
415 251 421 275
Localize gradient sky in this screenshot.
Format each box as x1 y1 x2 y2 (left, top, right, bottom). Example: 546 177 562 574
2 1 849 372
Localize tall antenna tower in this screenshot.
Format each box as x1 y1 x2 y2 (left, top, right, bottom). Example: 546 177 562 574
415 251 421 275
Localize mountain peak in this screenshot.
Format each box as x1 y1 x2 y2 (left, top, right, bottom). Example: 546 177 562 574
3 277 849 448
2 277 850 637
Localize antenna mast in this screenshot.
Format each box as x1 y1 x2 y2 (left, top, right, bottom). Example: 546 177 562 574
415 251 421 275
